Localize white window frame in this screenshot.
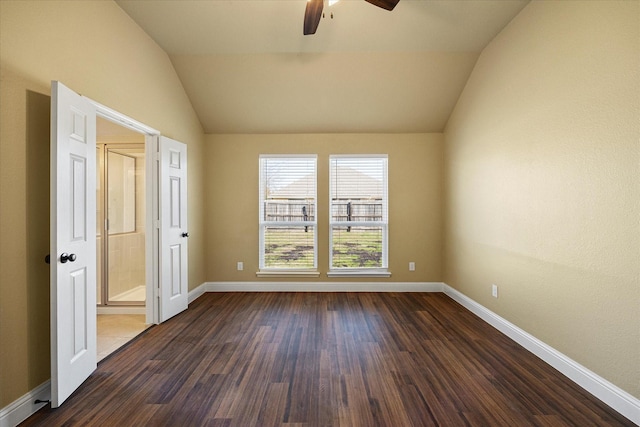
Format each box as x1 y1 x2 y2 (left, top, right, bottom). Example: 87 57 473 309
258 154 319 277
327 154 390 278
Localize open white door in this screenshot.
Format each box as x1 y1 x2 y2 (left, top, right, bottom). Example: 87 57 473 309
50 81 97 407
157 136 188 322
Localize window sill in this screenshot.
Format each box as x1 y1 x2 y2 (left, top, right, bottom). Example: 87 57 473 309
326 270 392 278
256 270 321 278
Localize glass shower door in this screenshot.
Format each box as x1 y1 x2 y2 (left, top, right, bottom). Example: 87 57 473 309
96 144 146 306
106 148 146 304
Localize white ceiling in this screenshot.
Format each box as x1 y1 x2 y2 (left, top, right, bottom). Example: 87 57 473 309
116 0 529 134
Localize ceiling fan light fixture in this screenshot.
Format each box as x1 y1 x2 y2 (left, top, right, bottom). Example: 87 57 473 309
364 0 400 11
303 0 323 35
304 0 399 35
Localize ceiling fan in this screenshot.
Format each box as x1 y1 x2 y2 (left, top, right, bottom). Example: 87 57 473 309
304 0 400 35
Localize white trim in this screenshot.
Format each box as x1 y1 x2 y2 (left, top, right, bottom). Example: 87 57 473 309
328 154 389 159
147 135 159 325
258 155 319 271
327 270 391 278
88 98 159 326
203 281 443 292
96 306 145 315
259 154 319 160
329 155 389 270
256 270 321 278
442 284 640 426
88 98 160 136
188 282 207 304
0 381 50 427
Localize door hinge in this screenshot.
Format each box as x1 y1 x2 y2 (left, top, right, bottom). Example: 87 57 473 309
154 220 161 229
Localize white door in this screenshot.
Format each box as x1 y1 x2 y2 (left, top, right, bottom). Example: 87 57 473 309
158 136 188 322
50 81 97 407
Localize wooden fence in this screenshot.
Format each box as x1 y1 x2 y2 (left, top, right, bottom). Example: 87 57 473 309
264 200 383 222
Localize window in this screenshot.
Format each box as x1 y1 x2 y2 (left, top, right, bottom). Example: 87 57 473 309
259 155 317 271
329 155 388 275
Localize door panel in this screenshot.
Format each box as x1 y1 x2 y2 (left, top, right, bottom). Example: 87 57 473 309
170 176 181 227
50 81 97 407
170 244 181 296
71 155 87 240
71 268 88 357
158 136 188 322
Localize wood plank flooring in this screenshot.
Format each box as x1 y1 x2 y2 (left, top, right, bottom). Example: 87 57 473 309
21 292 634 426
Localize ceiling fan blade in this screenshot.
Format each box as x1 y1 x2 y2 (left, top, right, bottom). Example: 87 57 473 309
365 0 400 11
303 0 324 35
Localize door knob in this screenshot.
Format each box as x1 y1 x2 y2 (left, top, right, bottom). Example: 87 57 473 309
45 254 50 264
181 232 189 238
60 253 77 263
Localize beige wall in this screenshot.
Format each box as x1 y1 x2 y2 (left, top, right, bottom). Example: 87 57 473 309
0 1 205 407
1 0 636 413
205 133 443 282
444 0 639 398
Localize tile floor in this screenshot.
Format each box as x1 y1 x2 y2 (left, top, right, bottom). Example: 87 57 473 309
97 314 149 362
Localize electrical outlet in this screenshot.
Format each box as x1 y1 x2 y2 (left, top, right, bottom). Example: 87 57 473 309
237 261 244 271
492 284 498 298
409 262 415 271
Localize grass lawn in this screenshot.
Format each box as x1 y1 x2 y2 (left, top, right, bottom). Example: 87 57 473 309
331 227 382 268
264 227 382 268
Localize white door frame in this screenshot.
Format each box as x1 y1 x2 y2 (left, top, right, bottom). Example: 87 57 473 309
88 99 161 325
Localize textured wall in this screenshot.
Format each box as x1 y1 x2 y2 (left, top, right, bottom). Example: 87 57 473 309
205 133 443 283
0 1 205 407
444 1 639 398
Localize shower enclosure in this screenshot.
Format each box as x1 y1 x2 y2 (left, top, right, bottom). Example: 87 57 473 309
96 144 146 306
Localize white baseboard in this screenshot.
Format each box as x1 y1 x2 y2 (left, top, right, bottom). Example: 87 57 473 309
442 284 640 426
188 282 208 304
0 381 50 427
202 281 444 293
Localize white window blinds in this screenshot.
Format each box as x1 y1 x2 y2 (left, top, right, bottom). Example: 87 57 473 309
259 156 317 269
329 155 388 270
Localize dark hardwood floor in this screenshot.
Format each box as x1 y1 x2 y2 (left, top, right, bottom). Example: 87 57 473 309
22 292 633 426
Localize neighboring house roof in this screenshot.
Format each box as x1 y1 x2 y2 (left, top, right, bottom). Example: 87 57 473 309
268 173 315 199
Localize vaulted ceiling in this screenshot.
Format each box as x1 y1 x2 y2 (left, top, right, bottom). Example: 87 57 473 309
116 0 529 134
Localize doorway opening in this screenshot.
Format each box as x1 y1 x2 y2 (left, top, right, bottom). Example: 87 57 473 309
95 116 149 361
